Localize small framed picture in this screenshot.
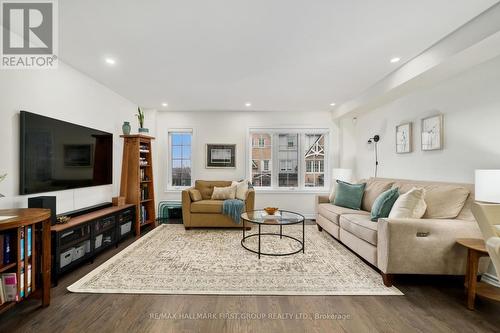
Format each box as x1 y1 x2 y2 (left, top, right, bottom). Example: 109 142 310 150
421 115 443 151
395 122 412 154
206 144 236 168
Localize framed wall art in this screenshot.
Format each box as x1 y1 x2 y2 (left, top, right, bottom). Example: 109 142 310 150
395 122 412 154
421 114 443 151
206 144 236 168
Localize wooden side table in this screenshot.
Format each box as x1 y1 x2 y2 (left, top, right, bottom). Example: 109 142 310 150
456 238 500 310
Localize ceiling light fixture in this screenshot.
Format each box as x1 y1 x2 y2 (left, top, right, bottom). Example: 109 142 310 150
245 102 252 107
390 57 401 63
330 102 336 107
105 58 116 65
162 102 168 107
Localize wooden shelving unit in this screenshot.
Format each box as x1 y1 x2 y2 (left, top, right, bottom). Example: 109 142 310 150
0 209 51 314
120 134 157 237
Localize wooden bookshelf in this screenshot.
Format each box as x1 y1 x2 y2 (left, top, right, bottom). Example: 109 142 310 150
0 209 51 313
120 134 157 237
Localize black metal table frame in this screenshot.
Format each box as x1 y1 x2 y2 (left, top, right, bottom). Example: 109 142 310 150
241 210 305 259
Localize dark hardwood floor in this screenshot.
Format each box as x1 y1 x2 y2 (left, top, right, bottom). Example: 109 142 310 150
1 222 499 333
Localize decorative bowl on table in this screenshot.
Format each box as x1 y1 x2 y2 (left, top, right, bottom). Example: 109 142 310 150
264 207 279 215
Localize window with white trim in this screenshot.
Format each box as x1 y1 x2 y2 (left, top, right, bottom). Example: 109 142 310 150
168 130 192 188
249 129 328 190
250 133 272 187
304 133 325 187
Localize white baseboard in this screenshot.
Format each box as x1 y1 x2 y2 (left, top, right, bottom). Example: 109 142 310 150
481 272 500 287
304 214 316 220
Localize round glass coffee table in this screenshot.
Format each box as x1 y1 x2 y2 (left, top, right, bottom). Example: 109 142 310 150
240 210 305 259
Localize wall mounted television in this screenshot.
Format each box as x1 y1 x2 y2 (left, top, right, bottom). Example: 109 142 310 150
20 111 113 195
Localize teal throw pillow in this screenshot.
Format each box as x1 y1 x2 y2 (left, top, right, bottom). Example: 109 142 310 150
333 181 366 210
370 188 400 222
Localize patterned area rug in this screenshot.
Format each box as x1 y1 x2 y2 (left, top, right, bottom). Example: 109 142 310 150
68 224 402 295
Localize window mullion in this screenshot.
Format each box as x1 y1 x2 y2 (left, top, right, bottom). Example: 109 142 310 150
272 133 278 188
298 133 304 190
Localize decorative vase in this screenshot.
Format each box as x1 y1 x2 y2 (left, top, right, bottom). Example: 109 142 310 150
138 127 149 133
122 121 131 135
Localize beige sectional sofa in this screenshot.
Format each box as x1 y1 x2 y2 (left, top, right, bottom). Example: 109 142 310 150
316 177 487 286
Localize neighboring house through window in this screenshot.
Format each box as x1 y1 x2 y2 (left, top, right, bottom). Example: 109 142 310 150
249 129 328 190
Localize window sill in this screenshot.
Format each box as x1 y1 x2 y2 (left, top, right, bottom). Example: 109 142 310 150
165 186 191 193
254 188 330 194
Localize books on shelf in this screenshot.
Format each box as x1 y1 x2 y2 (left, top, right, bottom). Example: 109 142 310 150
141 184 149 201
1 273 18 302
19 267 24 298
20 229 24 260
140 205 148 224
20 227 32 261
2 232 14 265
0 279 4 304
27 227 32 257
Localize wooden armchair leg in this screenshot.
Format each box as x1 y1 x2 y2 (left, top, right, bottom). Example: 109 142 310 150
382 273 394 287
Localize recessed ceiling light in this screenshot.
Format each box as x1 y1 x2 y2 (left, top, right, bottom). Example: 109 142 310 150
162 102 168 107
245 102 252 107
105 58 116 65
390 57 401 63
330 102 336 107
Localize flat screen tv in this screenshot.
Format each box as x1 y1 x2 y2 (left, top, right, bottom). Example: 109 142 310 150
20 111 113 195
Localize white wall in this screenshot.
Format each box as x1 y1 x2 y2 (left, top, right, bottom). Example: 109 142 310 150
155 110 338 217
0 62 136 213
340 55 500 183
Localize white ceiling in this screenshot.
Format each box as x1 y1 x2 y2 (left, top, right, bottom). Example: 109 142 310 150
59 0 498 111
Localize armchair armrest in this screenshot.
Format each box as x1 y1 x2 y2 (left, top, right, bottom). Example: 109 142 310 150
182 187 194 227
377 218 485 275
245 188 255 212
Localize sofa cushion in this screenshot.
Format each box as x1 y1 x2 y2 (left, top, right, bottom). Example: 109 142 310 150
392 181 470 219
389 187 427 219
189 189 202 202
333 181 366 210
232 180 249 200
211 185 236 200
361 178 394 212
317 203 369 225
191 200 224 213
340 214 378 246
370 188 399 222
195 180 233 200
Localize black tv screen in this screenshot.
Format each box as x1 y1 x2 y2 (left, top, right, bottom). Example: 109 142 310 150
20 111 113 195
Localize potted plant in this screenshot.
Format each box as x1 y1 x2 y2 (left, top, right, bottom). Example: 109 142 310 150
136 107 148 133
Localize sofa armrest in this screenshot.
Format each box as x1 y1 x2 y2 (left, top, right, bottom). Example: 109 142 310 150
245 188 255 212
377 218 485 275
182 188 194 227
317 195 330 205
